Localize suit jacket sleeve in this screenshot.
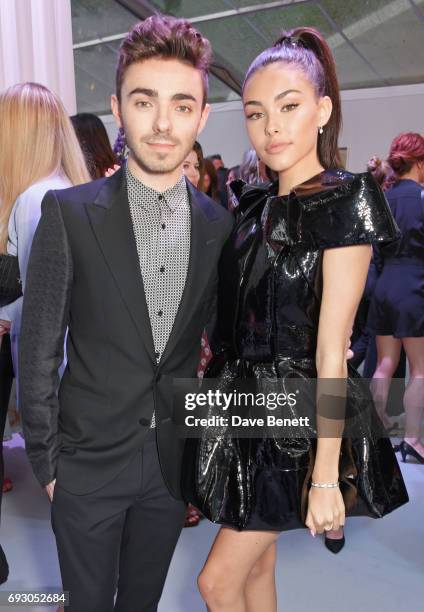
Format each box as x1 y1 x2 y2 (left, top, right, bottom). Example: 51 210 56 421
19 190 73 487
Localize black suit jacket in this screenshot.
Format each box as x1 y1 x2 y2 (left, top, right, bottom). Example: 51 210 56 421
19 168 233 497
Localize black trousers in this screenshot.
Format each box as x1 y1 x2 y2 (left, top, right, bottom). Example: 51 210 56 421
51 429 186 612
0 334 14 583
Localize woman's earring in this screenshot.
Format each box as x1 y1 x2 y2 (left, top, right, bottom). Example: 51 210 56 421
319 126 324 135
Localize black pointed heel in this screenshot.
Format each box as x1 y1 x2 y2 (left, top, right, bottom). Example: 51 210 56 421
324 533 345 554
398 441 424 464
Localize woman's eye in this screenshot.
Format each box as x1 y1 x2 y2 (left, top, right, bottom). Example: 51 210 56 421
281 103 299 112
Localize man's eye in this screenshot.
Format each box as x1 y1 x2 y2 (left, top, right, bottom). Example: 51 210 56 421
177 105 192 113
246 112 263 120
135 100 151 108
281 103 299 112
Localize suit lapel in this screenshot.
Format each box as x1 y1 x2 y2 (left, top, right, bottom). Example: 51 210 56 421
85 168 156 363
159 179 220 367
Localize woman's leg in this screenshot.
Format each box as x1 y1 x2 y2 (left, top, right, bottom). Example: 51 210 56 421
245 543 277 612
198 526 279 612
401 338 424 454
371 335 402 428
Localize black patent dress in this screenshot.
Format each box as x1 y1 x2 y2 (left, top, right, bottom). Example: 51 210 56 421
182 169 409 532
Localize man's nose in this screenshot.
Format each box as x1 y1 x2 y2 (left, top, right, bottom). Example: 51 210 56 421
153 106 171 133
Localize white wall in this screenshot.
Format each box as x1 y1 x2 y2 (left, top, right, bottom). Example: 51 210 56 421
340 83 424 172
101 83 424 172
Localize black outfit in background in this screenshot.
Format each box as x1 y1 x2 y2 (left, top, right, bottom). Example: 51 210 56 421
217 166 229 208
0 334 13 584
183 170 408 531
19 168 233 611
351 258 406 417
368 178 424 337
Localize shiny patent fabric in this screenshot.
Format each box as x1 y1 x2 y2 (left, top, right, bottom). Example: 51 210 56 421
182 169 409 531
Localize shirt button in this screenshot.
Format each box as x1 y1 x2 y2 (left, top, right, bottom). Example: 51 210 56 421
161 223 166 230
158 195 164 201
158 310 163 317
155 351 160 359
160 266 165 273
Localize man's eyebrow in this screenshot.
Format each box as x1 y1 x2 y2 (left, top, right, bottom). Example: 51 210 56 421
172 93 197 103
128 87 158 98
244 89 302 107
127 88 197 103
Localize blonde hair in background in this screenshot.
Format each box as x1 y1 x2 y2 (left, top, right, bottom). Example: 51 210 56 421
0 82 90 252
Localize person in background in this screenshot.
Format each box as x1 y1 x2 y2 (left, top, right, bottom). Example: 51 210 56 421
0 333 13 585
182 140 204 192
0 81 89 588
71 112 118 179
240 147 269 185
202 157 220 203
226 165 241 212
182 140 209 528
368 132 424 463
0 82 90 383
351 156 406 432
209 154 229 208
210 153 224 171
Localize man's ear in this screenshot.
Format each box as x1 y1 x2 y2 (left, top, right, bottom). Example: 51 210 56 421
197 103 211 137
111 94 123 129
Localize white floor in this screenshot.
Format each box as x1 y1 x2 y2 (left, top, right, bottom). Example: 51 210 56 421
1 433 423 611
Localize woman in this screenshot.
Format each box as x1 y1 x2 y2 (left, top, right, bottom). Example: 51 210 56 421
183 28 408 610
368 132 424 463
71 112 117 180
0 82 90 391
183 140 204 193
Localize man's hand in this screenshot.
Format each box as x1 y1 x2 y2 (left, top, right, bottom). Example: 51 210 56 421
44 479 56 502
0 319 11 337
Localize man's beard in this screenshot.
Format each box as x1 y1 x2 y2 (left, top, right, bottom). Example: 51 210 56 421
125 132 195 175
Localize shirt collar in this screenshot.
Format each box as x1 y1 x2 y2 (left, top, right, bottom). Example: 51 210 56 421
126 164 188 212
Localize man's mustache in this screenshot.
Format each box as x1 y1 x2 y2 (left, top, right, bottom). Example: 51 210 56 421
144 136 180 145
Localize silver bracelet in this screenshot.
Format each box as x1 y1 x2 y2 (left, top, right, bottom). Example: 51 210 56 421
310 481 339 488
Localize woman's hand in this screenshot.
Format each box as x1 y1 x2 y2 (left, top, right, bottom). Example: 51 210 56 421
0 319 11 337
305 486 345 536
104 164 121 178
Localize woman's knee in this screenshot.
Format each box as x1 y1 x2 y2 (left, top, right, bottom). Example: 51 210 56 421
197 567 242 607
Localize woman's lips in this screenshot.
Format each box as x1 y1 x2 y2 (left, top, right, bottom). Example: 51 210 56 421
265 142 290 154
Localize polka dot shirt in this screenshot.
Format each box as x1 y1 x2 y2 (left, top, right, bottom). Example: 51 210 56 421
126 165 191 426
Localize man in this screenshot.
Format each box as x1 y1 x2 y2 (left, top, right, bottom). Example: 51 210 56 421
19 15 233 612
